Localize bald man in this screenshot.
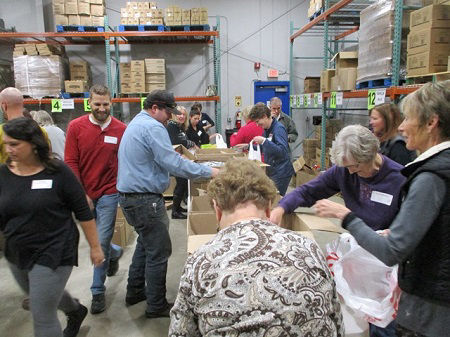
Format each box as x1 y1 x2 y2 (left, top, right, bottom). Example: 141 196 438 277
0 87 49 164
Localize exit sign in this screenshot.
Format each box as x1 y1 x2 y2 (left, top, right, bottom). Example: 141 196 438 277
267 69 279 78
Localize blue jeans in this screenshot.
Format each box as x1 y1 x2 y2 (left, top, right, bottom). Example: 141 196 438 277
370 320 396 337
119 193 172 312
90 193 123 295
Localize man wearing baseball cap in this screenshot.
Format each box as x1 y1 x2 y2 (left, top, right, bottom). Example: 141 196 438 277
117 90 219 318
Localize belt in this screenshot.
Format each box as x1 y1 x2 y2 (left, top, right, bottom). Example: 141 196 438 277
119 192 162 197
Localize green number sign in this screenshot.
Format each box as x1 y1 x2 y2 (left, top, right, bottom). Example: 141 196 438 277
51 99 62 112
290 95 294 107
330 92 337 108
141 97 146 110
368 89 376 109
84 98 91 112
304 94 308 107
314 93 318 107
296 95 301 108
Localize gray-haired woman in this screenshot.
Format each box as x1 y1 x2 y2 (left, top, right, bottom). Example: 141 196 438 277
314 81 450 337
30 110 65 160
271 124 406 337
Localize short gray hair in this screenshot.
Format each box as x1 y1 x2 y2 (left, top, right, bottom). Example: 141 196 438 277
30 110 54 126
270 97 282 106
330 125 380 166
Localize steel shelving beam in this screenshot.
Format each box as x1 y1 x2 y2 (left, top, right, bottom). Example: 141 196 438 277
213 16 222 134
23 96 220 105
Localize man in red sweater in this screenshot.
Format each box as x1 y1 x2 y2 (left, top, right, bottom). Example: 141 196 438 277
65 84 126 314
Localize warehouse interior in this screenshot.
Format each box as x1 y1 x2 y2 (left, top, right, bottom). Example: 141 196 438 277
0 0 449 336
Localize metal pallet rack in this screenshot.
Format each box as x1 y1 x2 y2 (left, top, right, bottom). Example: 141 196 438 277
0 16 222 131
289 0 419 169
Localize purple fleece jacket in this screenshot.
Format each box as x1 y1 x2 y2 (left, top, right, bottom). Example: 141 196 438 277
278 155 406 231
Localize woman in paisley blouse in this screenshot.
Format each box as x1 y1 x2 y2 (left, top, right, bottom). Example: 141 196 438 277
169 158 343 337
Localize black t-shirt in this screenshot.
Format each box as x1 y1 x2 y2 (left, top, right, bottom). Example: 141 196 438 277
0 162 93 270
186 123 210 147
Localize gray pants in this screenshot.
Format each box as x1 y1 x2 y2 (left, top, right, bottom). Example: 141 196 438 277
9 263 79 337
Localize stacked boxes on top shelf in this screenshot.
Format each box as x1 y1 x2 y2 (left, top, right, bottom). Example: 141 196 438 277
52 0 105 28
331 51 358 91
120 59 166 93
65 60 91 93
406 4 450 76
13 43 65 57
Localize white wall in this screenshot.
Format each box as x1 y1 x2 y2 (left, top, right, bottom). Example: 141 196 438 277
3 0 369 157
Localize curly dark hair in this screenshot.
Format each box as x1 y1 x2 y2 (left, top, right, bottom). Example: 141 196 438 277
3 117 61 172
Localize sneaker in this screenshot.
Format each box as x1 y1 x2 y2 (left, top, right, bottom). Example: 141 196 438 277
125 291 146 306
145 303 174 319
171 211 187 219
179 206 187 213
90 294 106 314
107 249 123 277
63 303 88 337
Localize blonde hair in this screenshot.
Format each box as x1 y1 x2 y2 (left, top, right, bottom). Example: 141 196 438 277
241 105 254 122
174 105 189 130
207 158 277 212
30 110 54 126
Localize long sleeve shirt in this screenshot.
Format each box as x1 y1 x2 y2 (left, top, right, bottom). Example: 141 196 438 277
278 155 405 231
229 121 263 146
166 120 195 148
64 115 126 200
117 111 212 194
278 112 298 143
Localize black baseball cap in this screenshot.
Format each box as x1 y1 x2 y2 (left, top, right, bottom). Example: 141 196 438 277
145 90 179 114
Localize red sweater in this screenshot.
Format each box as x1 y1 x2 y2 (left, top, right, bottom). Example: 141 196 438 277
230 121 264 147
65 115 126 200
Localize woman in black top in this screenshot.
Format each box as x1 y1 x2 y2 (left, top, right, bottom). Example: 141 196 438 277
166 106 195 219
192 101 215 132
370 103 416 165
0 118 104 337
186 107 210 147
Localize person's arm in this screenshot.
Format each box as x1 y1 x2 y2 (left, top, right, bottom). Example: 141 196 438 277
340 172 445 266
259 125 290 160
277 166 341 213
169 258 201 337
64 122 81 179
79 219 104 266
286 117 298 143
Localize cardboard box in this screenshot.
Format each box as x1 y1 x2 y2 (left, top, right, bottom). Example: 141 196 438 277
90 0 104 4
304 77 321 93
68 15 81 25
78 1 90 15
409 4 450 31
163 176 176 197
407 28 449 56
173 144 196 160
65 80 89 93
145 73 166 83
132 82 146 93
187 212 217 254
70 60 89 73
90 4 104 17
121 82 133 94
293 156 318 186
131 71 145 81
54 14 69 26
336 68 357 91
332 51 358 73
65 2 78 15
80 15 92 26
330 76 338 91
320 69 336 92
407 47 450 75
53 2 65 14
112 208 134 247
189 195 213 213
145 83 166 92
145 64 165 74
131 60 145 72
296 212 345 233
92 16 104 26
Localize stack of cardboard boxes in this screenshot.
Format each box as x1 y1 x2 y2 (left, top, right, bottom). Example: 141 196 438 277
145 58 166 92
120 58 166 93
406 3 450 76
320 69 336 92
304 77 321 93
302 139 319 167
65 60 91 93
313 119 342 169
13 43 65 57
330 51 358 91
190 8 208 25
53 0 105 27
120 2 163 25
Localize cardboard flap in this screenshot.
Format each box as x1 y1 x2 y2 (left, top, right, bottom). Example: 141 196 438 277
296 212 345 233
190 195 213 212
187 212 218 235
293 156 306 173
280 213 310 231
173 144 196 160
187 234 216 254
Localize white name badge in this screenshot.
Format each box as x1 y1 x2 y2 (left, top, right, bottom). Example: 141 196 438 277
202 120 207 124
31 179 53 189
104 136 118 144
370 191 393 206
197 130 202 136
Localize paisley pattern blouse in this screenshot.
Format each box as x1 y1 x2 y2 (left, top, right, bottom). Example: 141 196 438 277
169 219 344 337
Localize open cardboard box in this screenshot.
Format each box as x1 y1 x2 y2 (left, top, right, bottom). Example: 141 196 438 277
295 211 345 233
292 156 319 187
189 195 213 212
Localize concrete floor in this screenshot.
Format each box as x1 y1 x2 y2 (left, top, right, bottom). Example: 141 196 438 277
0 206 367 337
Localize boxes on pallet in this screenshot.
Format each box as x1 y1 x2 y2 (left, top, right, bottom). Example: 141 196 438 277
35 43 65 56
90 4 104 16
407 48 449 75
54 14 69 25
145 83 166 92
320 69 335 92
53 2 65 15
65 80 89 93
407 28 449 55
80 15 92 26
65 2 78 15
78 2 90 15
409 4 450 31
68 15 81 25
304 77 320 93
331 51 358 90
145 74 166 83
145 58 165 73
92 15 104 26
90 0 104 4
132 82 146 93
182 9 191 25
131 60 145 72
121 82 134 94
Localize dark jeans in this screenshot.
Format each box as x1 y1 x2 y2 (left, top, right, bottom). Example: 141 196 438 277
370 320 396 337
395 324 426 337
119 193 172 312
173 177 188 212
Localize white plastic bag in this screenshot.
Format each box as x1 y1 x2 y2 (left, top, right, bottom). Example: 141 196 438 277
215 134 227 149
326 233 400 328
248 140 262 162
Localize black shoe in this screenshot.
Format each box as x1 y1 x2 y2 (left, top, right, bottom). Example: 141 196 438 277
145 303 174 319
63 303 88 337
179 206 188 213
171 211 187 219
107 249 123 277
90 294 106 314
125 292 146 306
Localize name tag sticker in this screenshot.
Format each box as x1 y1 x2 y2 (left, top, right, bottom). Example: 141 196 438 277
104 136 118 144
202 120 207 124
31 180 53 189
371 191 393 206
197 130 202 136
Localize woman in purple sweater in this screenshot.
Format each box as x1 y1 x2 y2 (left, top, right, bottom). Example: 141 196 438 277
270 124 406 337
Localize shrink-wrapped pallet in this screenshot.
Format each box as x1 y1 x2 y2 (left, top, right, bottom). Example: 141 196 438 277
13 55 68 99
